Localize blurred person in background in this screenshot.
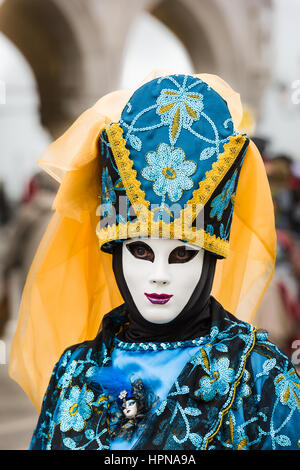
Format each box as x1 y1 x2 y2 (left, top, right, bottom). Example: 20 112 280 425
0 171 57 337
0 181 11 226
0 181 11 337
289 161 300 236
267 154 295 230
254 153 300 372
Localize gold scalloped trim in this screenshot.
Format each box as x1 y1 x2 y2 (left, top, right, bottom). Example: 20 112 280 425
96 217 229 258
188 134 247 207
106 123 150 209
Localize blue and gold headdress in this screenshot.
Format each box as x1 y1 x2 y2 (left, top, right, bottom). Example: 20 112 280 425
97 74 249 258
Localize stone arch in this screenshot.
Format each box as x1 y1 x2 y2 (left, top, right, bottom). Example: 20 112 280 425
0 0 271 134
0 0 84 136
150 0 218 76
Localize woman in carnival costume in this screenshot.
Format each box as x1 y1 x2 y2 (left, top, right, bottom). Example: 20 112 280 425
9 71 300 450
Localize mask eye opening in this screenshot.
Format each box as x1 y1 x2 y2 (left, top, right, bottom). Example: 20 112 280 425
168 246 200 264
125 240 154 262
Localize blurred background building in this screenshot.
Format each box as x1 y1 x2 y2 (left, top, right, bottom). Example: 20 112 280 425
0 0 300 450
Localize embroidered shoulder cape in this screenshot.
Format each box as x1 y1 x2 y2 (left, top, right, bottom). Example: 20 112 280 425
30 298 300 450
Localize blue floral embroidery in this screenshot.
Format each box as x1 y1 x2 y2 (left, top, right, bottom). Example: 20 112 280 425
57 384 94 432
120 75 234 164
156 82 204 145
128 134 142 151
141 143 197 202
274 368 300 410
233 370 251 409
57 360 84 389
101 167 116 216
219 223 225 238
210 170 237 221
194 357 235 401
206 224 214 236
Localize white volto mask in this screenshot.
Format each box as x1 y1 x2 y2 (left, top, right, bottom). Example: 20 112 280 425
122 237 204 324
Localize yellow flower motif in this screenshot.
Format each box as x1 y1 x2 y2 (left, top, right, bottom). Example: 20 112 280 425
156 87 204 144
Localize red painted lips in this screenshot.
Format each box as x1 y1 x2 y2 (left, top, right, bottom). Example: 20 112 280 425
144 293 173 304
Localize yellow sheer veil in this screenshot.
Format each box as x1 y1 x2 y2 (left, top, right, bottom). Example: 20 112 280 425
9 71 276 411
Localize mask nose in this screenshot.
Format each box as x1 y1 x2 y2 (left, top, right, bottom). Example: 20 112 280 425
151 279 169 286
149 260 171 287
